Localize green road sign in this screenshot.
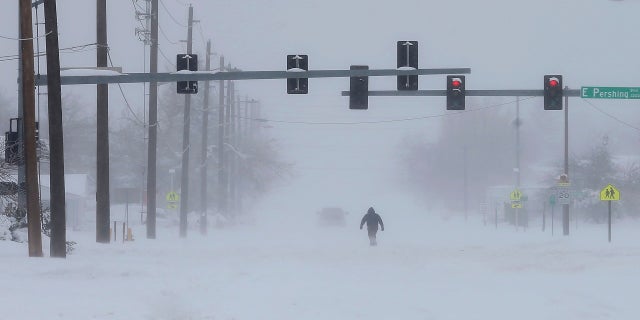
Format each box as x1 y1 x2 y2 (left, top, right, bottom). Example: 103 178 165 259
581 87 640 99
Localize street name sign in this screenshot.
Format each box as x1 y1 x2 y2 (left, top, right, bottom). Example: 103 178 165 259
581 87 640 99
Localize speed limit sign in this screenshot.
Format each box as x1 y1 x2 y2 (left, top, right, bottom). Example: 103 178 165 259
557 187 570 205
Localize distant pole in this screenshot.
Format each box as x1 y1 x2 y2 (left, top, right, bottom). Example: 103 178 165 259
19 0 43 257
96 0 110 243
179 5 194 237
217 56 226 217
146 0 159 239
551 203 555 236
463 146 468 221
224 79 233 218
200 40 212 235
516 97 520 187
44 0 67 258
563 87 570 236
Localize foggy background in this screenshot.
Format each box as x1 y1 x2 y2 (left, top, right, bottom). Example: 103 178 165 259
0 0 639 222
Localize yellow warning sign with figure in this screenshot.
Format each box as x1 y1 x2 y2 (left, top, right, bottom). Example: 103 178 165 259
510 189 522 201
600 184 620 201
166 191 180 203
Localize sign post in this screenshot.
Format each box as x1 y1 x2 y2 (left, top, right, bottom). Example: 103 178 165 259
599 184 620 242
549 194 556 236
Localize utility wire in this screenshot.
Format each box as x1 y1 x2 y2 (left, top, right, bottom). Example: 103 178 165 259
159 0 188 27
240 97 536 125
107 50 146 126
581 99 640 132
0 43 99 62
158 46 176 68
0 31 52 41
159 23 180 45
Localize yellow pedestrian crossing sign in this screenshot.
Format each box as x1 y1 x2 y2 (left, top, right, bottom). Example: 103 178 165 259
510 189 522 201
600 184 620 201
166 191 180 203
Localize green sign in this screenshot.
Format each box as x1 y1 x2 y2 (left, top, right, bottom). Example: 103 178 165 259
581 87 640 99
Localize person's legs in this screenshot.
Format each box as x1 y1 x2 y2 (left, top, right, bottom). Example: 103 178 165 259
368 228 377 246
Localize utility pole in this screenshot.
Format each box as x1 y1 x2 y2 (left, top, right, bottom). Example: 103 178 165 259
19 0 42 257
563 87 570 236
515 97 520 230
44 0 67 258
232 92 240 215
179 5 194 237
200 40 212 235
224 79 233 219
146 0 159 239
96 0 110 243
218 56 226 217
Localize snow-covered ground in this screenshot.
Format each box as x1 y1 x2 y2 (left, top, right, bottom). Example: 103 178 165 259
2 202 639 320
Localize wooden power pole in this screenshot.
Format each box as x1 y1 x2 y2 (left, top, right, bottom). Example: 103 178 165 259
200 40 211 235
19 0 43 257
96 0 110 243
146 0 159 239
44 0 67 258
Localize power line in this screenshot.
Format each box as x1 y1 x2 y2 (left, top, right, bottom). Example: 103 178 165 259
159 23 180 45
0 31 52 41
0 43 99 63
107 51 146 126
237 97 536 126
158 46 176 68
159 0 187 27
582 99 640 132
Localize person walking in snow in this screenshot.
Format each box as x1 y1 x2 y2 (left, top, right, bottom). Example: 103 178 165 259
360 207 384 246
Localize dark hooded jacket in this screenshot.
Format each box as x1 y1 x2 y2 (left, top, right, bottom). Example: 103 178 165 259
360 207 384 230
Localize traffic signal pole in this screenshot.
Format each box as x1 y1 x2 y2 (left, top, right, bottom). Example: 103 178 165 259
35 68 472 86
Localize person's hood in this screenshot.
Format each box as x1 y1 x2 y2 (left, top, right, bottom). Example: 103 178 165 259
367 207 375 214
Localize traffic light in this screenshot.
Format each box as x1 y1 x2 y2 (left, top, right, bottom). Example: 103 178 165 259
446 75 465 110
176 54 198 94
544 75 563 110
286 54 308 94
349 65 369 110
397 40 418 90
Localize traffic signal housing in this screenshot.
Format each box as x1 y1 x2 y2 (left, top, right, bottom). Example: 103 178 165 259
286 54 308 94
176 54 198 94
349 65 369 110
397 40 418 90
544 75 563 110
446 75 465 110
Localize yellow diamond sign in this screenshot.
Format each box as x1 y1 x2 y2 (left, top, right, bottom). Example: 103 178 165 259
510 189 522 201
600 184 620 201
166 191 180 203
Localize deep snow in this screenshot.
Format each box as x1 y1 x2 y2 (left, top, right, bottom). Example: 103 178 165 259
2 201 639 320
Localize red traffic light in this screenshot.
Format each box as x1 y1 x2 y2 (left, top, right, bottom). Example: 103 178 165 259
548 78 559 87
451 78 462 88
